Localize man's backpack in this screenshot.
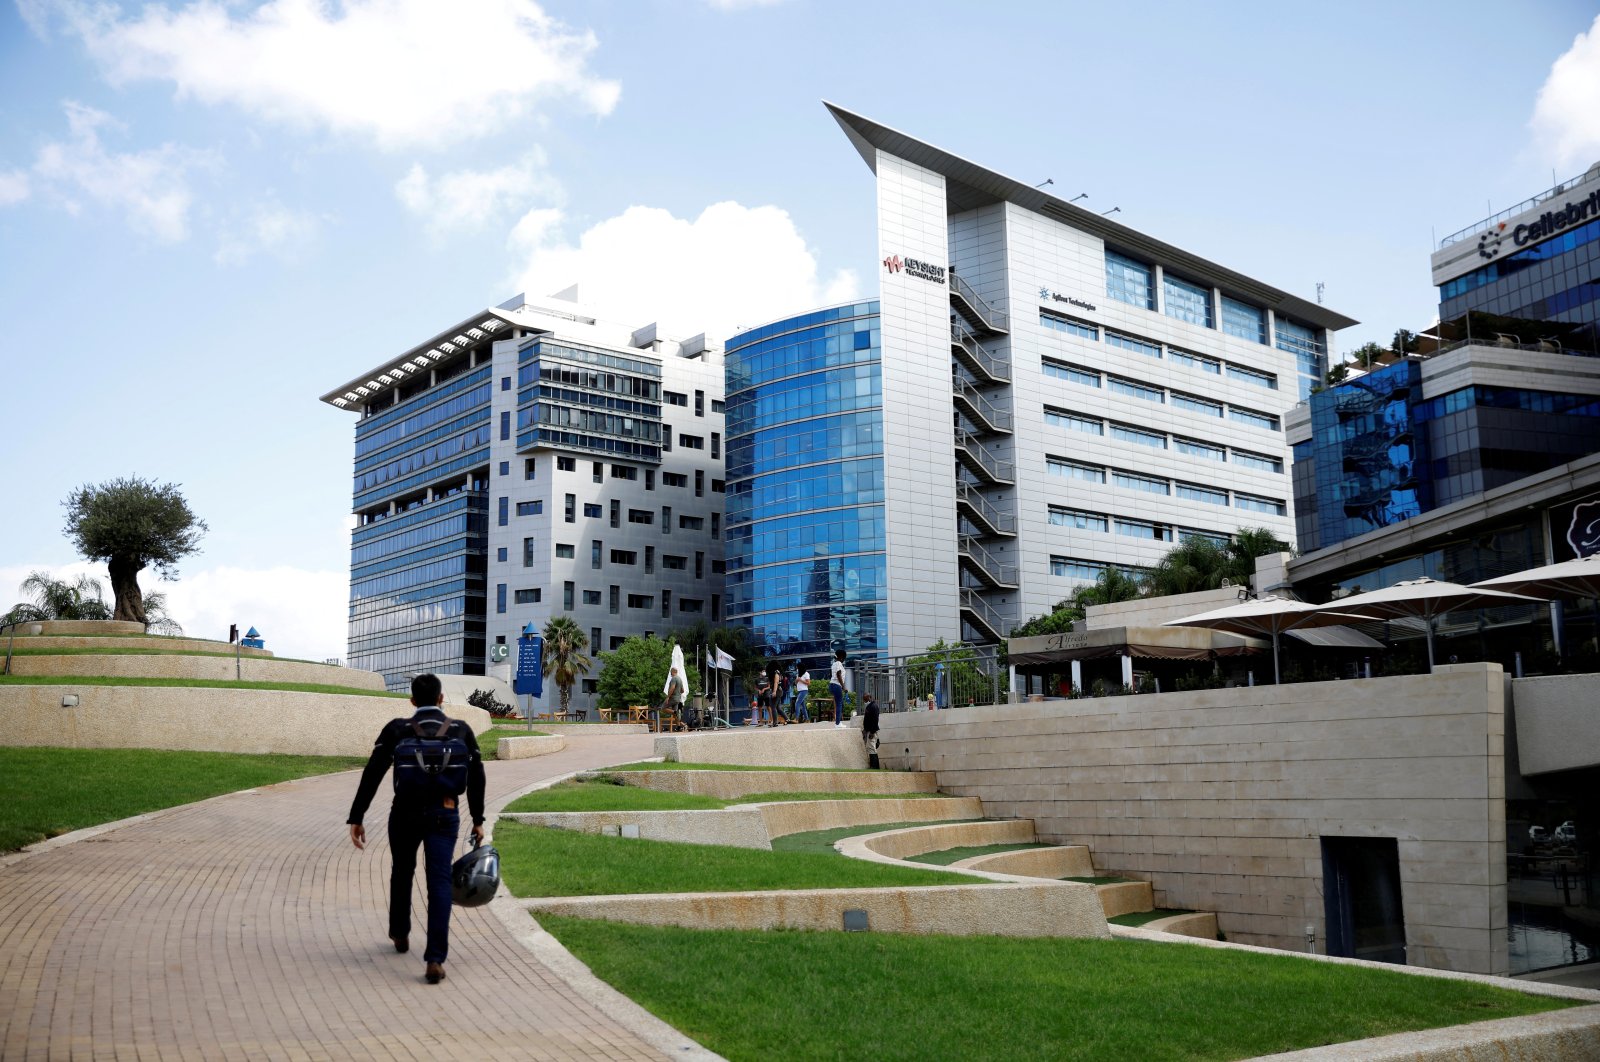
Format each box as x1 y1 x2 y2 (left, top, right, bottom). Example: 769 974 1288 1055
392 717 471 799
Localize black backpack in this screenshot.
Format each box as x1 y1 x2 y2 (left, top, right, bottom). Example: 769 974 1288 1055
392 717 471 799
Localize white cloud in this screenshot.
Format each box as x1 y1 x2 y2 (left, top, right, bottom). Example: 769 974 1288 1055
33 0 620 149
0 561 348 664
215 198 323 265
508 201 860 343
396 152 555 234
28 101 215 241
1532 14 1600 170
0 169 30 205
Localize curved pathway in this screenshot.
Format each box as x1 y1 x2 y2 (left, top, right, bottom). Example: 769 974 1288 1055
0 733 687 1060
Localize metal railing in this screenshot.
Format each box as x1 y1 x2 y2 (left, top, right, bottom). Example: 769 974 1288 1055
949 271 1010 333
955 429 1015 485
955 481 1016 536
1439 169 1592 247
959 587 1009 643
950 322 1011 384
856 643 1006 712
952 376 1013 434
958 535 1019 589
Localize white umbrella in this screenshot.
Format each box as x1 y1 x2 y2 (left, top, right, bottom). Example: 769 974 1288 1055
1309 577 1542 669
1164 595 1372 684
1471 555 1600 600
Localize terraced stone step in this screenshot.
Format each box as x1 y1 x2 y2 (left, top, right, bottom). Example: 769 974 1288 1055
857 819 1037 860
7 653 384 690
588 768 939 799
5 635 275 658
1093 880 1154 919
951 845 1095 878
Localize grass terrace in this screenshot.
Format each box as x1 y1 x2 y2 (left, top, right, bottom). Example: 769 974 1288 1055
0 675 407 696
506 779 944 813
907 842 1054 865
600 760 880 773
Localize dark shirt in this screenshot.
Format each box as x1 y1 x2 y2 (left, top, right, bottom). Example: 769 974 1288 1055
862 697 880 735
346 707 487 827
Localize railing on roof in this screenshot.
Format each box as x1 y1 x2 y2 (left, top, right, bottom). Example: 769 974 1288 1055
1438 169 1593 248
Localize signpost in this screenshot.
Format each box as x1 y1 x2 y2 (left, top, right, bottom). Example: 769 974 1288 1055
514 623 543 729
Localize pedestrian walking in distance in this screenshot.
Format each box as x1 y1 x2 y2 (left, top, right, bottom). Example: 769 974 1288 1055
348 673 486 984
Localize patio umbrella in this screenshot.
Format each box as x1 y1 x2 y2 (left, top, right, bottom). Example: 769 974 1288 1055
1308 577 1541 669
1470 554 1600 600
1164 595 1371 684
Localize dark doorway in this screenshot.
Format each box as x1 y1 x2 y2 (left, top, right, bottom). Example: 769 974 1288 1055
1323 836 1407 964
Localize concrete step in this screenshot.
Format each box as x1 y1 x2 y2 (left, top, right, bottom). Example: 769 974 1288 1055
1095 880 1155 918
7 653 385 690
951 845 1095 878
1139 911 1219 939
5 635 274 658
591 768 940 799
857 819 1036 861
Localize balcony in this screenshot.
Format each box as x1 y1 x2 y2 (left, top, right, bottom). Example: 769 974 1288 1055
955 481 1016 537
955 429 1015 486
950 321 1011 385
953 376 1013 435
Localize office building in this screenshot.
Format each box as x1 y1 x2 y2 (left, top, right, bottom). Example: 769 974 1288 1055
322 291 725 696
724 105 1355 666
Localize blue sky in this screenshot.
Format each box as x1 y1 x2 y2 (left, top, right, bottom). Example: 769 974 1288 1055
2 0 1598 660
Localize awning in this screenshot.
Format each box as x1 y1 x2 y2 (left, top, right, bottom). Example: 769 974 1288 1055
1008 626 1265 667
1284 625 1386 650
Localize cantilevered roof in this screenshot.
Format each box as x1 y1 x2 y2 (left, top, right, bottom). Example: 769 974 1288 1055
318 307 516 411
826 103 1358 334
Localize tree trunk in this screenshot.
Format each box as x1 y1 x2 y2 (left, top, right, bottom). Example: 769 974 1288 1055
108 557 147 625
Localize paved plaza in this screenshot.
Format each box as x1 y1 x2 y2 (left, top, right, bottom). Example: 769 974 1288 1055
0 733 692 1061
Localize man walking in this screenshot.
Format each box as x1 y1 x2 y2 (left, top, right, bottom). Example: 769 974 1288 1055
348 674 486 984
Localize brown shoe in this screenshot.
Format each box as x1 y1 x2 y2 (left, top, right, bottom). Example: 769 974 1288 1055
391 936 408 954
425 962 445 984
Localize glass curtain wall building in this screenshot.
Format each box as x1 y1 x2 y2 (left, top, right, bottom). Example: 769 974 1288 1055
724 303 886 673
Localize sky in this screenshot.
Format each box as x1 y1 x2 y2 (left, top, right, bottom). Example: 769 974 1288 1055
2 0 1598 662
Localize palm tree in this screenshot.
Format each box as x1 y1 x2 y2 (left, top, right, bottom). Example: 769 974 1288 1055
541 616 591 715
3 571 113 625
1145 538 1231 597
140 589 185 636
1223 528 1292 588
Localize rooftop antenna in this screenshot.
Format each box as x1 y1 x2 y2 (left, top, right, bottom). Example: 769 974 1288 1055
1100 206 1121 217
1034 178 1053 189
1069 193 1088 203
1316 281 1325 305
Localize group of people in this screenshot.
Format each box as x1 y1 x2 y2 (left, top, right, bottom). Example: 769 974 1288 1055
747 649 852 728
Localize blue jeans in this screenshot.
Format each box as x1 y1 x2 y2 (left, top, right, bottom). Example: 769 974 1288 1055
388 806 459 964
829 682 844 722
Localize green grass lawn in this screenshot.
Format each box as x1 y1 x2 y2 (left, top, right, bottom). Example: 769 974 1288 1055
1110 908 1195 928
537 916 1577 1062
0 746 365 852
6 647 341 665
770 820 985 856
0 675 406 696
507 779 943 813
907 841 1054 865
601 760 879 773
494 819 982 896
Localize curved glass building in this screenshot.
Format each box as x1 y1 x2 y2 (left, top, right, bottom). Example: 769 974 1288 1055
724 302 887 671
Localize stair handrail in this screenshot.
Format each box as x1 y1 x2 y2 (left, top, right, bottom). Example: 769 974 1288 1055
950 321 1010 382
952 376 1013 432
959 534 1018 586
950 271 1009 332
956 429 1015 483
955 482 1016 535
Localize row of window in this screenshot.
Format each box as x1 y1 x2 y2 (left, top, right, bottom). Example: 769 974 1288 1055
496 581 719 621
544 495 722 536
1039 311 1280 390
1049 556 1149 582
1046 456 1287 514
1048 506 1232 545
1042 358 1281 431
660 388 712 416
354 447 490 510
1439 215 1600 300
355 368 492 450
1101 249 1320 354
1043 408 1283 472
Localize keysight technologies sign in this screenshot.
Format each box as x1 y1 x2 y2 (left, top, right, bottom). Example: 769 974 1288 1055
883 254 946 284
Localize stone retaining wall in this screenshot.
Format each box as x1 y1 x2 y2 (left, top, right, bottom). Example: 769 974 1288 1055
859 819 1035 860
497 736 566 760
9 653 386 689
522 882 1110 939
953 845 1095 878
6 635 275 658
757 796 981 839
6 620 145 636
654 725 868 769
601 769 938 799
0 684 489 757
1142 912 1219 940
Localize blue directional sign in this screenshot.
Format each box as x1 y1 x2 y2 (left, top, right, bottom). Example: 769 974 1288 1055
514 633 543 697
240 626 265 649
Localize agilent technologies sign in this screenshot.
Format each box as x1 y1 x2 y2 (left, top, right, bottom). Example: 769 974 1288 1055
883 253 946 284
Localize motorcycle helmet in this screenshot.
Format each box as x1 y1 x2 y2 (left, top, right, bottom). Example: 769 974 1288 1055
451 838 500 907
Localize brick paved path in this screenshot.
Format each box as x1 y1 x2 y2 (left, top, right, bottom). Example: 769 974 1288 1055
0 734 689 1061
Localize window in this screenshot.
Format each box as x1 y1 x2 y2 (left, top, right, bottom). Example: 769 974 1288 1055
711 513 720 538
1169 347 1220 374
628 508 653 525
1116 518 1172 541
694 389 704 416
524 537 537 566
609 585 619 615
557 456 576 472
663 554 687 570
664 390 688 406
1108 376 1164 403
663 429 672 452
1226 364 1277 390
497 547 508 562
496 583 506 614
1045 409 1103 435
611 464 637 481
592 540 603 569
680 598 704 614
525 458 537 480
1221 296 1267 343
498 461 509 477
1176 482 1229 506
611 549 637 565
712 432 721 459
1105 250 1155 310
1110 422 1166 449
1052 556 1110 581
581 680 597 695
582 589 601 605
645 468 655 491
1171 392 1223 417
583 503 603 518
1229 406 1280 432
1040 310 1099 340
593 628 604 651
1175 437 1226 461
680 434 704 450
695 551 704 579
1179 528 1230 547
514 588 540 604
610 636 627 650
610 499 620 528
593 461 603 484
1047 457 1106 483
679 515 705 531
661 589 671 619
555 543 575 559
712 399 724 413
1163 274 1214 327
497 496 508 527
695 470 704 497
564 494 575 523
712 594 721 621
645 546 655 574
712 478 726 493
1235 492 1287 515
515 500 542 516
628 593 653 609
1044 360 1101 387
1106 331 1162 359
1231 449 1283 474
1049 507 1108 532
1113 469 1169 495
662 505 671 534
663 472 688 488
563 581 574 611
502 376 511 391
500 411 510 440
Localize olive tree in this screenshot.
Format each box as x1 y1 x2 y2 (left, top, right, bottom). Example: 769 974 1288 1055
62 477 207 625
